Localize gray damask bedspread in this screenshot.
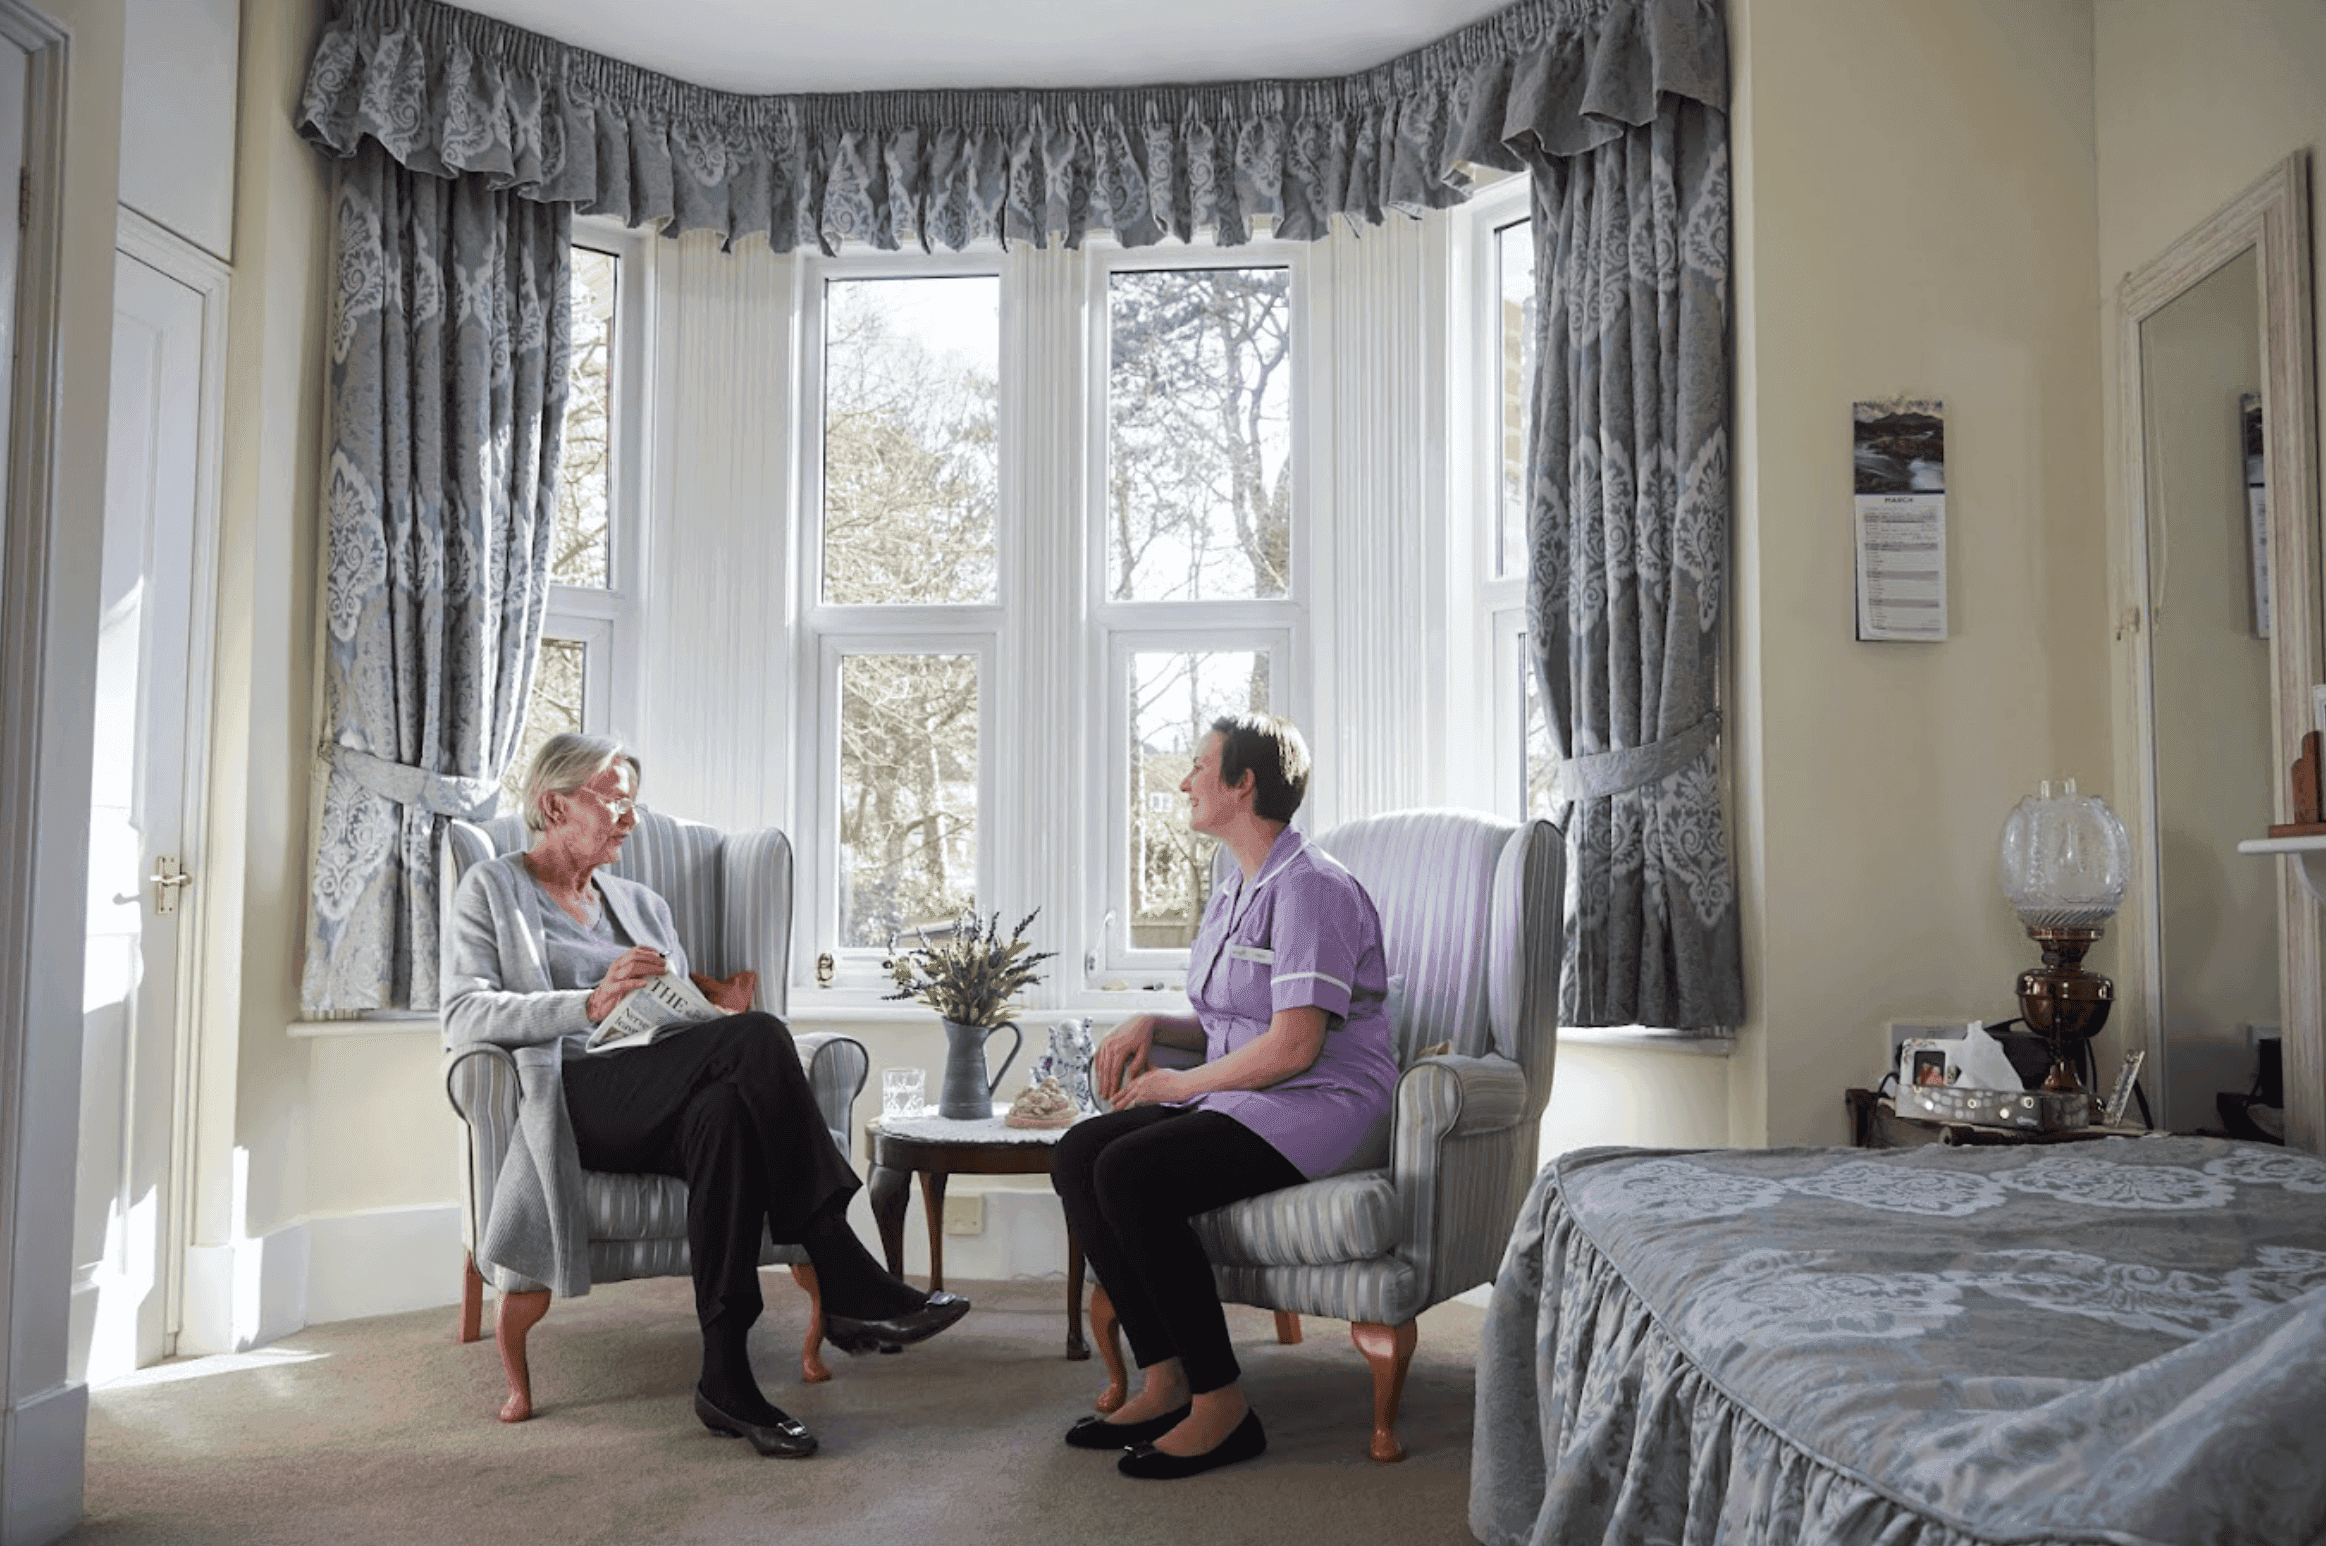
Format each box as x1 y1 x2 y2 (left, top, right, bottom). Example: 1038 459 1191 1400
1470 1137 2326 1546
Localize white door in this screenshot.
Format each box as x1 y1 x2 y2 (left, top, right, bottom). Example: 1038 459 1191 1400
71 248 207 1384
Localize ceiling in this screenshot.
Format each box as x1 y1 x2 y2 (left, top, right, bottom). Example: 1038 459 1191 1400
449 0 1520 97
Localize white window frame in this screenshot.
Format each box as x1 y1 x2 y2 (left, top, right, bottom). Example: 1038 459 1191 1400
547 218 650 741
1460 177 1536 821
784 236 1315 1002
1102 626 1296 975
796 251 1011 988
1083 241 1311 980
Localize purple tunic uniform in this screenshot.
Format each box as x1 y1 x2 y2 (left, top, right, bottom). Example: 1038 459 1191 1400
1182 825 1399 1180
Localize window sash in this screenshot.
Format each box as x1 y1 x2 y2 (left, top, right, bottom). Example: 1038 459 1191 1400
1098 625 1293 975
808 630 997 982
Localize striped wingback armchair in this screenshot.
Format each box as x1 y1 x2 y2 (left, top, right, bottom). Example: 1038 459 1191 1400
441 808 869 1420
1089 808 1564 1462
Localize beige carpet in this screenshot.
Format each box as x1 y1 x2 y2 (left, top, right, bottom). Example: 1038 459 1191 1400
68 1277 1488 1545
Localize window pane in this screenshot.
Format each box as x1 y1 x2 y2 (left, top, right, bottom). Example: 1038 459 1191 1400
839 653 979 947
504 638 588 815
554 248 617 588
1496 220 1536 580
1107 268 1293 602
1520 632 1557 819
1128 649 1270 949
823 277 1000 606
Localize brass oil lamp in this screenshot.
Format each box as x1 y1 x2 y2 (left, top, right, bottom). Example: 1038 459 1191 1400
1998 780 2130 1094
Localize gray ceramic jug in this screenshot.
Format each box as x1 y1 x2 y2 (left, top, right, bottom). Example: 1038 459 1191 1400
938 1018 1022 1119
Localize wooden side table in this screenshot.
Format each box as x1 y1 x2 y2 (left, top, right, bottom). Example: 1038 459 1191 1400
864 1110 1089 1360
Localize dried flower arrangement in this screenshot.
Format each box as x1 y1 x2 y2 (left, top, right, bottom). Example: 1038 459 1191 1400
883 908 1057 1028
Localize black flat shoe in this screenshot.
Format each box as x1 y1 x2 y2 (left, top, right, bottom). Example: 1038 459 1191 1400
824 1289 972 1354
1063 1403 1192 1450
694 1388 817 1458
1118 1407 1266 1479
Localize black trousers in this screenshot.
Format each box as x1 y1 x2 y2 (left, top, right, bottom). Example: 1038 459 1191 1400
561 1013 858 1330
1051 1106 1303 1395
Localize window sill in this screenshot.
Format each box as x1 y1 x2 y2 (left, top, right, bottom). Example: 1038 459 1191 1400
287 1015 438 1039
1559 1025 1734 1056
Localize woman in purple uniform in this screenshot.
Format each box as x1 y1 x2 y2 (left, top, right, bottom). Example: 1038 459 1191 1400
1051 712 1397 1479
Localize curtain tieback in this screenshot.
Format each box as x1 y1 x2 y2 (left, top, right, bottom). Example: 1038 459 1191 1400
325 743 503 822
1547 711 1721 803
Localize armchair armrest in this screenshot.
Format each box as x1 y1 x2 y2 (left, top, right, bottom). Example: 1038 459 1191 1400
444 1043 521 1254
791 1028 869 1155
1389 1051 1532 1306
1393 1053 1529 1148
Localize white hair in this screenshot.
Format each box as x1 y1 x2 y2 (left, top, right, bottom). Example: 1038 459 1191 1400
520 733 640 834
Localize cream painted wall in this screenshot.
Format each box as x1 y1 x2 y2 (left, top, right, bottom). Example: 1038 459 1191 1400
2094 0 2326 1139
177 0 329 1353
1729 0 2111 1146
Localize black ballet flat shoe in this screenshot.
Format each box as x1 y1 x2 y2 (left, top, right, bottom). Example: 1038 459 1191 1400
1063 1403 1192 1450
823 1289 972 1355
694 1387 818 1458
1117 1408 1266 1480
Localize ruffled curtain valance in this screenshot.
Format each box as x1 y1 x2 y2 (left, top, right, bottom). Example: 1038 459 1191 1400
297 0 1725 253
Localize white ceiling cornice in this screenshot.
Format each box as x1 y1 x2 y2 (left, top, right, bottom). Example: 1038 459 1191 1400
445 0 1520 97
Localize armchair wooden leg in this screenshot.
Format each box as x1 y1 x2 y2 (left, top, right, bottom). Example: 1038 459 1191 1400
1273 1310 1302 1345
1088 1283 1127 1413
791 1263 832 1384
459 1253 484 1345
1350 1319 1418 1463
495 1288 551 1424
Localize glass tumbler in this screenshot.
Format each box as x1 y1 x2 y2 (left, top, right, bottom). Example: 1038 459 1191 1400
881 1067 927 1119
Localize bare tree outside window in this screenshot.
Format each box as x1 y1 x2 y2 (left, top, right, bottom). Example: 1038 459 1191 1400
501 638 587 814
823 277 999 606
1496 221 1536 581
1129 649 1269 948
839 652 979 948
1520 631 1557 821
1108 268 1292 603
554 248 617 588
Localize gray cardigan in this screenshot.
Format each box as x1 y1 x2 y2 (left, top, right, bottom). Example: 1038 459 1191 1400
440 850 688 1298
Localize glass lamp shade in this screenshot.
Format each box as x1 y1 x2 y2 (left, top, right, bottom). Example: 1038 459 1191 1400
1998 779 2130 929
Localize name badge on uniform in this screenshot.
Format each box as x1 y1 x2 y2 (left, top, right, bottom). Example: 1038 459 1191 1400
1227 944 1275 964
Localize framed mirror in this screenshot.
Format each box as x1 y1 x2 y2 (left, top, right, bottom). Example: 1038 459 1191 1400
2116 152 2320 1154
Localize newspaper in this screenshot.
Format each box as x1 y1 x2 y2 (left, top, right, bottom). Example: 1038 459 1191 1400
585 971 721 1052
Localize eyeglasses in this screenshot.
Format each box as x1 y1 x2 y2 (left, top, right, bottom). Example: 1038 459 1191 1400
572 787 637 821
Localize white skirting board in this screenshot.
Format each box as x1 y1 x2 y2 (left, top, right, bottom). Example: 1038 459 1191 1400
180 1205 462 1352
2 1378 86 1546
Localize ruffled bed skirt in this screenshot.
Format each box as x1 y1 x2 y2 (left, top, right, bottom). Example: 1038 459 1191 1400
1472 1171 2050 1546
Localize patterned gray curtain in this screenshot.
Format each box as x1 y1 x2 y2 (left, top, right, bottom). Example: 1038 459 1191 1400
301 138 570 1013
1524 97 1742 1031
296 0 1725 255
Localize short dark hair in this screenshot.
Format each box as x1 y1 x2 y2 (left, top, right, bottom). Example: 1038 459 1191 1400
1209 712 1309 824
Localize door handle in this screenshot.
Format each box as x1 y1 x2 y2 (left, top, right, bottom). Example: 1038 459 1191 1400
147 856 191 915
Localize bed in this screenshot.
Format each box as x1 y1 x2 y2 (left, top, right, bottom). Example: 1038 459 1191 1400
1470 1136 2326 1546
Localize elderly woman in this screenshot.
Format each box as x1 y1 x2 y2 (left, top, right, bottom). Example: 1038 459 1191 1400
1051 713 1397 1479
441 733 969 1459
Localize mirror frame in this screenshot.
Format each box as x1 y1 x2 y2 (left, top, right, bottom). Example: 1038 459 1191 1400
2115 151 2319 1153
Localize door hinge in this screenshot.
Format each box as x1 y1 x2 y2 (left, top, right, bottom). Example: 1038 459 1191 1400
148 855 192 916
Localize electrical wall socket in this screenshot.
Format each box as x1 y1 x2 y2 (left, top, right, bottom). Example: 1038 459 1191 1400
942 1194 984 1236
